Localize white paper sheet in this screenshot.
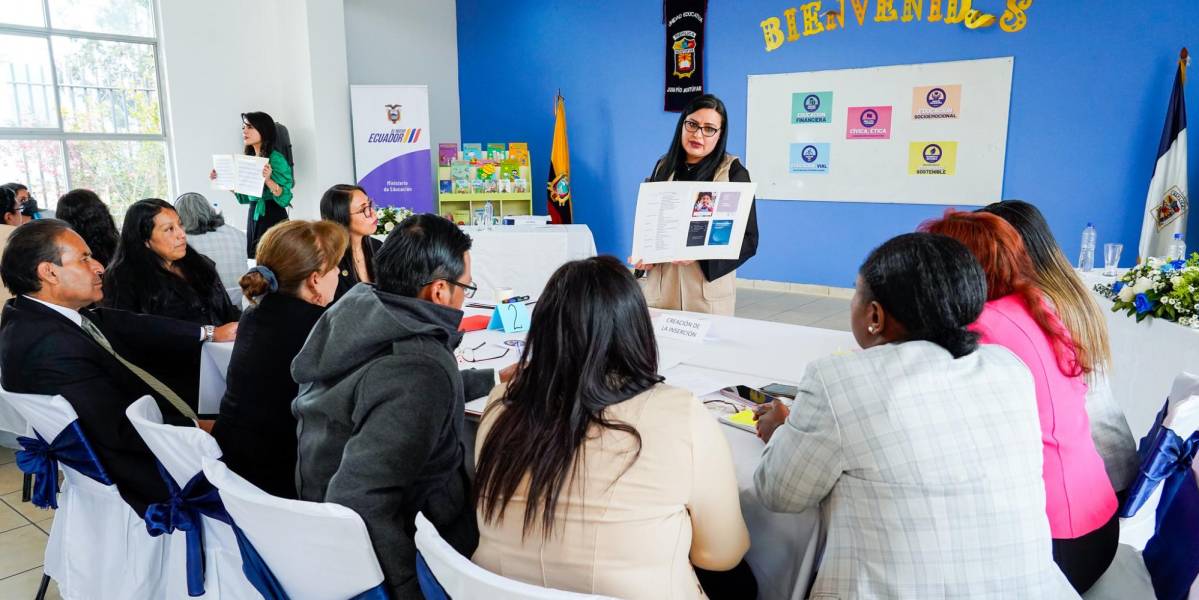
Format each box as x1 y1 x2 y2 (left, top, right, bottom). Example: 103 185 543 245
211 154 236 191
234 155 269 196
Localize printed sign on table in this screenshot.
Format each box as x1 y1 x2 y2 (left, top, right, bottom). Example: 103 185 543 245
846 106 892 139
789 143 830 174
791 91 833 124
908 141 958 176
912 85 961 120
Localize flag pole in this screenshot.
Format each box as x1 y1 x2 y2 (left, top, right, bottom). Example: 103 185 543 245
1181 47 1189 85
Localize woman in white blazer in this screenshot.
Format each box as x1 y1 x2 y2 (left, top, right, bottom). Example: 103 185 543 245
754 233 1077 599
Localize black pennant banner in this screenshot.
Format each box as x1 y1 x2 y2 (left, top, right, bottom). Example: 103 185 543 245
663 0 707 112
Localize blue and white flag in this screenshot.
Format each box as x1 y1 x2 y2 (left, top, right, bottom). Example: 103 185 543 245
1139 50 1189 260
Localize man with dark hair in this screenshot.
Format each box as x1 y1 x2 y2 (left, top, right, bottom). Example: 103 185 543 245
0 220 235 515
293 213 502 598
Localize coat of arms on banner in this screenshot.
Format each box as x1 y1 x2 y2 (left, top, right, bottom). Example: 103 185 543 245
1153 186 1189 230
385 104 402 124
672 34 697 78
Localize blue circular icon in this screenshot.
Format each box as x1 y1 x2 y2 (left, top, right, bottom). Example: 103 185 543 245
803 94 821 112
503 339 525 349
922 144 942 163
801 145 818 163
926 88 946 108
860 109 878 128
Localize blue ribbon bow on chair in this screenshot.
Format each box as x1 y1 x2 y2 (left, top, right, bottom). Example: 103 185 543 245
15 421 112 509
143 462 290 599
1119 400 1199 600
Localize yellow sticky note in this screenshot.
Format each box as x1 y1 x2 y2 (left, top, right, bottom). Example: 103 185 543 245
727 409 758 427
908 141 958 176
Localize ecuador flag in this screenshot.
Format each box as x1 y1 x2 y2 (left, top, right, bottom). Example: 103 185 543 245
547 94 572 224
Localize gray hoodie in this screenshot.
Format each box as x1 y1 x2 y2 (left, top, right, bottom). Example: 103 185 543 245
291 284 493 598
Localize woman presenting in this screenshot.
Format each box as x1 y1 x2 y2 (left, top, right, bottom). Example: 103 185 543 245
632 94 758 316
210 111 294 257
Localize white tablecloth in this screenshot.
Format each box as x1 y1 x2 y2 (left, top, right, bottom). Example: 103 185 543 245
456 225 597 302
1078 270 1199 437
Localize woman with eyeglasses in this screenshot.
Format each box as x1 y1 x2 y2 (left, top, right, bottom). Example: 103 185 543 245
319 184 382 302
630 94 759 316
209 112 294 258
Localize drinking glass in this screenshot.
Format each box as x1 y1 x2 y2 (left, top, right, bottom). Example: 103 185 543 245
1103 243 1123 277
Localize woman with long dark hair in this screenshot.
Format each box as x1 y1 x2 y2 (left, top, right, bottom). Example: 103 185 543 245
754 233 1074 597
631 94 759 315
56 189 120 267
103 198 241 327
923 210 1118 593
209 111 293 257
319 184 381 302
979 200 1137 498
472 256 751 599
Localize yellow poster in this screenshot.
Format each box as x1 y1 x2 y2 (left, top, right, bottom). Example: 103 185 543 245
908 141 958 175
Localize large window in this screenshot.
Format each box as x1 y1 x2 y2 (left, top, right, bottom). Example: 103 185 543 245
0 0 169 216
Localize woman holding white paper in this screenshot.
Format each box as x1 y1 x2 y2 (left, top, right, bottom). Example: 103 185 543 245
631 94 758 316
210 111 293 257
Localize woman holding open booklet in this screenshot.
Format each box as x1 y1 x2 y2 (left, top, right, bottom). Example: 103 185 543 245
631 94 759 316
209 111 294 257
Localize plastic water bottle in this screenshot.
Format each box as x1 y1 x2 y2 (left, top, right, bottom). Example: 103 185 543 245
1166 233 1187 261
1078 223 1096 271
483 200 494 230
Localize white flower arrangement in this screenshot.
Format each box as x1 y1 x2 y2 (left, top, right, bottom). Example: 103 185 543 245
374 206 414 236
1094 252 1199 328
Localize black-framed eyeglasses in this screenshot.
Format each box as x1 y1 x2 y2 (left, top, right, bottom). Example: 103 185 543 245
458 341 509 363
352 200 376 219
422 277 477 298
683 119 720 138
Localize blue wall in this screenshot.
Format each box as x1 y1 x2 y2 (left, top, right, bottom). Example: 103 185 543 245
457 1 1199 287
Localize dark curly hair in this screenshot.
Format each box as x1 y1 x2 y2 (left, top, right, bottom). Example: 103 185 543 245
56 189 120 267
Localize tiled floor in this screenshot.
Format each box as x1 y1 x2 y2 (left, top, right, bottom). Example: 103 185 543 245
0 290 844 597
0 446 61 600
735 288 852 331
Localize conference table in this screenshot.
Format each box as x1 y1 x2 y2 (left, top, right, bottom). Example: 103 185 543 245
1078 270 1199 438
201 306 855 600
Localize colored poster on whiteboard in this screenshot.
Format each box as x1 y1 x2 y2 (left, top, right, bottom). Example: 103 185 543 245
911 85 961 120
908 141 958 175
845 106 892 139
350 85 433 211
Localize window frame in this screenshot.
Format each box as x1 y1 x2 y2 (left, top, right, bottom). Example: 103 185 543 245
0 0 172 207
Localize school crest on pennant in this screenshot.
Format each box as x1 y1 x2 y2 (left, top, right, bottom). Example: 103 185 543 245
672 33 696 78
1153 186 1189 230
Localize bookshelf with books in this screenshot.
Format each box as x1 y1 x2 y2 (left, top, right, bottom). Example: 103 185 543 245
437 142 534 225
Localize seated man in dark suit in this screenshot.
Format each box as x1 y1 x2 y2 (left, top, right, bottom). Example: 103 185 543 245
0 220 236 515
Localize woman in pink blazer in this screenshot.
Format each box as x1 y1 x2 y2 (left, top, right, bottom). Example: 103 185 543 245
924 210 1118 594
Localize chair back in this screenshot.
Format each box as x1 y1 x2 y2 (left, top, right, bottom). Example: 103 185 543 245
413 512 619 600
202 457 387 599
1115 372 1199 599
125 396 261 599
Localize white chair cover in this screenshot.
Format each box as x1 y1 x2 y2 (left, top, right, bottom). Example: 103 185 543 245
201 457 387 599
0 388 168 599
124 396 259 599
0 368 28 438
1120 372 1199 549
413 512 619 600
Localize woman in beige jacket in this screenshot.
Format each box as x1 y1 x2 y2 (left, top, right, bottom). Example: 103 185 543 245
473 255 752 599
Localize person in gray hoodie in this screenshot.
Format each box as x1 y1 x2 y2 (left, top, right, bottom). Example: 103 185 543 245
292 213 498 598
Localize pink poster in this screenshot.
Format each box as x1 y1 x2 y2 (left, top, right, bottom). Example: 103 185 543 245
846 106 892 140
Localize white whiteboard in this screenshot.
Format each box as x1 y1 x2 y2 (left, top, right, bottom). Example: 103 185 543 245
745 57 1013 206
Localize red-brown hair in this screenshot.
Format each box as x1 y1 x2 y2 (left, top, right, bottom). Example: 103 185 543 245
921 209 1083 377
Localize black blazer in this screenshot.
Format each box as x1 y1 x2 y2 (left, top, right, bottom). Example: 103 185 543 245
0 296 201 515
333 236 384 302
211 292 325 498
